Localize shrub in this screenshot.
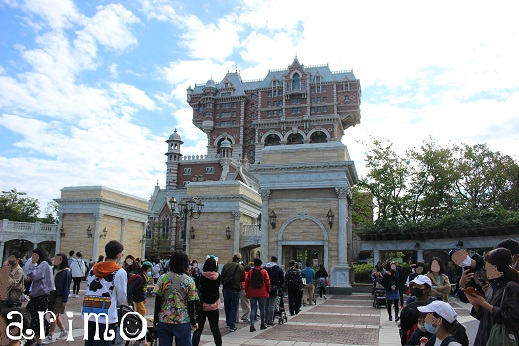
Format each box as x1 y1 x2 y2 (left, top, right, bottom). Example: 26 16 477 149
353 263 374 283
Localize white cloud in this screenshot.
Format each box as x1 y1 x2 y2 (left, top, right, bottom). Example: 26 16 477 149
108 63 118 78
22 0 83 30
109 83 156 111
138 0 179 22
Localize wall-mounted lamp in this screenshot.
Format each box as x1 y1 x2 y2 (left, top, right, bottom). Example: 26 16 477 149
140 233 146 243
190 226 195 239
269 211 277 229
256 213 262 230
225 226 231 240
456 240 464 248
326 209 335 229
414 242 420 249
86 226 92 238
100 227 107 239
59 226 65 237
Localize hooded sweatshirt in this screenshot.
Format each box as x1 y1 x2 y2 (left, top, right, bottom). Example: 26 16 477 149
264 262 284 288
84 261 127 324
26 261 54 298
198 272 221 305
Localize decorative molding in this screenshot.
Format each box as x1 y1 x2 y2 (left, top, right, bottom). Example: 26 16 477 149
277 214 329 241
335 187 349 199
260 189 271 201
232 211 242 219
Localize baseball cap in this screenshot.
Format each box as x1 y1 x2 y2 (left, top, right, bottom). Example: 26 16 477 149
417 301 457 323
233 252 242 260
410 275 432 287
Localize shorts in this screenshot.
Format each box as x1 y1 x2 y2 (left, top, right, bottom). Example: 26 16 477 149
51 297 65 314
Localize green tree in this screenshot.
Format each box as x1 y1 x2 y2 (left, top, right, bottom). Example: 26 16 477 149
0 189 41 222
41 200 59 224
351 185 374 228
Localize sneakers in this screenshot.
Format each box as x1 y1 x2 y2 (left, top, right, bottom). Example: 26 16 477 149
229 327 237 332
323 295 327 300
57 330 68 340
266 322 274 326
260 324 267 330
395 316 400 322
42 335 54 344
250 326 256 332
389 316 393 321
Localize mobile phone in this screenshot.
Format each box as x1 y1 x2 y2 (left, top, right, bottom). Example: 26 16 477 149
463 286 484 297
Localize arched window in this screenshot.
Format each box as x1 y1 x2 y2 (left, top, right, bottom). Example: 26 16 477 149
287 133 304 145
292 73 300 90
161 216 170 238
264 134 281 146
310 131 328 143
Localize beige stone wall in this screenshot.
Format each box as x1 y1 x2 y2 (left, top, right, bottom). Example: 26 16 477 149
261 145 348 164
60 213 96 259
187 182 261 204
122 220 145 259
60 186 148 211
189 212 234 263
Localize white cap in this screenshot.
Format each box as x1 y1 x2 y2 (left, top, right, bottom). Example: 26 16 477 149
417 301 458 323
410 275 432 287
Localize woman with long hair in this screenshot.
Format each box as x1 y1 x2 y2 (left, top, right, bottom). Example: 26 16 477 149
464 247 519 346
315 264 328 300
426 257 451 302
153 251 198 346
43 253 71 344
25 247 54 346
382 261 400 321
192 256 222 346
70 251 86 298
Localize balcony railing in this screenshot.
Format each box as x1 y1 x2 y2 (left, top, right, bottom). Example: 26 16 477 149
0 220 59 234
241 224 260 236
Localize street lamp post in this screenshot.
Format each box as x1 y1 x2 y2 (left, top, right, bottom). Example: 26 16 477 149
169 197 204 253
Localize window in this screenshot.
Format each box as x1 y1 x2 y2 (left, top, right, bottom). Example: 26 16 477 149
249 149 254 158
345 95 350 103
268 91 272 97
273 89 277 96
310 131 328 143
292 73 300 90
265 134 281 146
232 111 236 117
251 94 255 99
216 113 220 118
161 216 169 238
323 106 327 112
221 92 231 97
311 98 315 103
267 111 271 117
184 167 191 175
317 106 321 112
232 120 236 125
216 104 220 109
268 101 271 107
249 113 255 118
343 83 349 91
311 107 315 112
278 110 283 116
310 86 315 93
323 86 327 92
221 102 232 109
273 101 277 107
278 100 282 106
233 102 237 107
225 82 229 88
316 86 321 93
251 104 254 109
315 76 321 83
221 112 231 118
291 107 301 114
272 80 278 87
323 96 327 103
206 167 214 174
317 97 321 103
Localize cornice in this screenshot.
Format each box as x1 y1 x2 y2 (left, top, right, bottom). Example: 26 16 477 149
55 198 149 215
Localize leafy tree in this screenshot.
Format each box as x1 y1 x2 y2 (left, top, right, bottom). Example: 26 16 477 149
351 186 374 228
41 201 59 224
0 189 40 222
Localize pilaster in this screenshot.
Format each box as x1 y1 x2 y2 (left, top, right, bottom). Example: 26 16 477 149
260 189 270 263
232 211 242 254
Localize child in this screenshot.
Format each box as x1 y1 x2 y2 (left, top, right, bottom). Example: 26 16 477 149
406 314 433 346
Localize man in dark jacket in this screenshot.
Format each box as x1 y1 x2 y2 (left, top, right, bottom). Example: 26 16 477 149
221 253 245 332
264 256 284 325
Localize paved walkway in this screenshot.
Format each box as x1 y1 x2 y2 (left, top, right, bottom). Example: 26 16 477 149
20 289 479 346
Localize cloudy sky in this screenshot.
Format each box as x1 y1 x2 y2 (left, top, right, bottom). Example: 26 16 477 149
1 0 518 211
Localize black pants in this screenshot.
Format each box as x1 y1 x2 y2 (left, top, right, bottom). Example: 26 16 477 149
72 277 82 295
387 299 399 318
27 295 49 340
287 287 300 315
318 286 326 298
84 321 116 346
192 309 222 346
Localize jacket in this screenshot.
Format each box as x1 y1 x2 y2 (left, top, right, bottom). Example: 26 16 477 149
221 261 245 290
426 272 451 301
245 266 270 299
381 270 399 292
54 268 72 302
264 262 284 288
127 273 150 303
198 272 221 304
70 257 86 278
26 261 55 298
7 265 24 302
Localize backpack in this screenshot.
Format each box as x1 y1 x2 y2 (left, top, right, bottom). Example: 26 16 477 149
128 273 145 289
117 304 144 337
249 269 264 289
285 269 300 288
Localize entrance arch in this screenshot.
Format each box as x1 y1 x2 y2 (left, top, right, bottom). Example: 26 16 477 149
277 214 329 270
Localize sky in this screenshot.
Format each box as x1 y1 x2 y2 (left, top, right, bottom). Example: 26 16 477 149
1 0 519 213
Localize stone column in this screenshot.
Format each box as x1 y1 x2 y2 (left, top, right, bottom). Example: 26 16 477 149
92 213 102 260
0 241 5 264
121 218 127 244
417 249 424 263
260 189 270 263
141 222 146 260
373 250 380 265
232 212 241 254
185 217 192 257
56 213 63 254
331 187 351 290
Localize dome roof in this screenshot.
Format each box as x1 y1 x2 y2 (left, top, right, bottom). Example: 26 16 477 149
169 129 182 141
221 138 232 147
206 78 216 87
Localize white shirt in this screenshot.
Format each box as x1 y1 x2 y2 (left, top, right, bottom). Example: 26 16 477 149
434 338 462 346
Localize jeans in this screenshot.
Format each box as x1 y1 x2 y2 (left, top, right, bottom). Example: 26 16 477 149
192 309 222 346
157 321 192 346
266 294 279 324
84 321 116 346
249 297 266 327
223 288 240 329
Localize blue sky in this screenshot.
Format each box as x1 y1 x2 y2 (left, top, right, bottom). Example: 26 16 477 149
1 0 519 211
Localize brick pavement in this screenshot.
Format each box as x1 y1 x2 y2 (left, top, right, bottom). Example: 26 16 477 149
12 288 479 346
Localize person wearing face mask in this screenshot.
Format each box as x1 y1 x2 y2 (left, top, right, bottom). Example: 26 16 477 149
406 262 427 305
426 258 451 302
0 251 24 312
451 249 487 304
464 247 519 346
406 314 433 346
127 262 153 317
399 275 435 345
382 261 400 321
416 300 468 346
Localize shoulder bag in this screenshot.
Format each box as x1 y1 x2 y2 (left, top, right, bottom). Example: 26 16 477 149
486 284 519 346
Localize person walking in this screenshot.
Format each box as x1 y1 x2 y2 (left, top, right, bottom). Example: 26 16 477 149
152 262 161 284
83 240 127 346
301 261 316 306
153 251 198 346
70 252 86 298
426 257 451 302
0 251 24 312
382 261 400 321
25 247 54 346
285 260 303 316
192 257 222 346
245 258 270 332
221 253 245 332
315 264 328 300
43 253 71 344
264 255 284 325
127 261 152 346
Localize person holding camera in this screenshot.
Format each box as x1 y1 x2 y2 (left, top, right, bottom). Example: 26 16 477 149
382 261 400 321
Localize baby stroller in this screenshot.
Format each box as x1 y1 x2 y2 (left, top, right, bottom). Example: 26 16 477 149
373 278 386 308
274 290 288 324
145 326 158 346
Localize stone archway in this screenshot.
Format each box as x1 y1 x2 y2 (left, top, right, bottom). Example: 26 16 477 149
276 213 329 270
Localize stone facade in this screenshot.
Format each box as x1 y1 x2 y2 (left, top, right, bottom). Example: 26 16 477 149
55 186 149 261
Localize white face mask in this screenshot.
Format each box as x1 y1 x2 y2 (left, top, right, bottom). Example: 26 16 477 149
126 259 133 266
460 255 472 267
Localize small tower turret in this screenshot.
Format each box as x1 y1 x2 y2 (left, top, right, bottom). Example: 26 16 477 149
165 129 183 188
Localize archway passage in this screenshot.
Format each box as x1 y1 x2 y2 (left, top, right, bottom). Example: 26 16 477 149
287 133 303 145
264 134 281 146
310 131 328 143
3 239 34 259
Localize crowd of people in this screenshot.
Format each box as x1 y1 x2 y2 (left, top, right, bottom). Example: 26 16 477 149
371 238 519 346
